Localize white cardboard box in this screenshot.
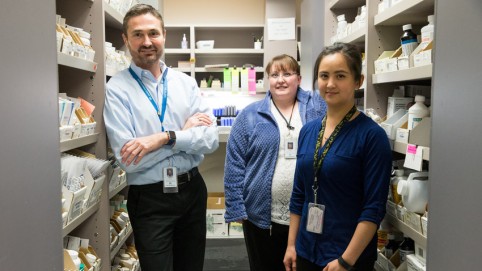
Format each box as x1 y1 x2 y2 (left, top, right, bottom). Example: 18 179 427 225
387 97 413 119
407 254 426 271
206 193 228 237
381 109 408 140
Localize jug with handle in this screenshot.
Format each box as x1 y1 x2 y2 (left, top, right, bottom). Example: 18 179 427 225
397 171 429 214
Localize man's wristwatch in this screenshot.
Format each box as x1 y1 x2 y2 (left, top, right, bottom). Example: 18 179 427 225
165 131 176 146
338 256 354 271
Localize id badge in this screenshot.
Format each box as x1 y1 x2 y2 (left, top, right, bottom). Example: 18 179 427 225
306 203 325 234
163 167 178 193
284 136 297 159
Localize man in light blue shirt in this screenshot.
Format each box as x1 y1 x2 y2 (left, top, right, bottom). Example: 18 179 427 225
103 4 218 271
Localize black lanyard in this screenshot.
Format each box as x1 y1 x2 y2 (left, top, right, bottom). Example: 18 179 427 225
272 98 296 130
312 105 357 201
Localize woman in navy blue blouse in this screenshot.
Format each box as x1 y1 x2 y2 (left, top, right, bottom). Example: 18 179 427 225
284 43 392 271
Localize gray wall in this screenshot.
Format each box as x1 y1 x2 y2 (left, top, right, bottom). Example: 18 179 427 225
428 0 482 269
299 0 325 91
0 0 62 270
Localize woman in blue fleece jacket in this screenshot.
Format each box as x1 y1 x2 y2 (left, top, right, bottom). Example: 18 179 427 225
284 43 392 271
224 54 326 271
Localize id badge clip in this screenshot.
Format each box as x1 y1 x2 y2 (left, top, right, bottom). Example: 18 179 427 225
284 136 297 159
306 203 325 234
163 166 178 193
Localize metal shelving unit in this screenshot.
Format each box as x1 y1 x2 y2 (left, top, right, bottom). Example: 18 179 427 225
60 133 100 152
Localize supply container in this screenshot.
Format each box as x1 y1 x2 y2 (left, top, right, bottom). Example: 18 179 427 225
401 24 418 57
397 171 429 214
408 95 429 130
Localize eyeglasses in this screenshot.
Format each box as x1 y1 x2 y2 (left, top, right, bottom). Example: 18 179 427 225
269 72 298 79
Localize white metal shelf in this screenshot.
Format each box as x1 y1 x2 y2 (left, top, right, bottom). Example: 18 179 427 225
337 27 366 45
194 49 264 54
57 52 97 72
104 3 123 29
207 235 244 239
375 0 435 26
218 128 231 143
393 141 430 161
62 202 100 237
60 133 100 152
385 213 427 248
328 0 366 10
195 67 264 73
372 64 432 84
164 48 191 54
110 226 133 260
109 181 128 199
200 88 265 94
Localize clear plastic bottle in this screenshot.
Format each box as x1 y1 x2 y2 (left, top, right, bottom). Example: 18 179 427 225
181 33 188 49
408 95 430 130
399 237 415 262
401 24 418 57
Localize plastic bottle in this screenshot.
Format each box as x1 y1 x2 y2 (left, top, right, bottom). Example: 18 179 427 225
421 15 434 44
408 95 429 130
401 24 418 57
67 250 81 270
336 14 347 40
399 237 415 262
391 169 404 204
377 219 391 249
181 33 188 49
384 233 399 259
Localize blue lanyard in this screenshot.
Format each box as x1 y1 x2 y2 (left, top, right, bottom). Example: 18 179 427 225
128 67 169 131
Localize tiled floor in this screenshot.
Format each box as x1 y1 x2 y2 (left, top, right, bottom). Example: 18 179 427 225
203 238 249 271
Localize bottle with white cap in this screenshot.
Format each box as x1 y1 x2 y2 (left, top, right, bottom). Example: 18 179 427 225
336 14 348 40
67 250 81 270
408 95 429 130
421 15 435 45
401 24 418 57
181 33 188 49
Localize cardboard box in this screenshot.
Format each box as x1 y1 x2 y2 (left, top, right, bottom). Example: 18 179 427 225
386 200 397 217
381 109 408 140
63 249 78 271
397 55 410 70
421 215 428 237
206 193 228 237
408 117 431 147
375 51 395 74
63 185 88 223
407 254 426 271
415 241 426 261
387 96 413 119
374 48 401 74
404 210 423 234
178 61 191 68
396 204 406 222
412 41 433 68
395 122 409 144
228 222 244 237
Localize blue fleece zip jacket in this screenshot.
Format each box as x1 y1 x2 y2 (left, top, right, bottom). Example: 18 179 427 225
224 88 326 229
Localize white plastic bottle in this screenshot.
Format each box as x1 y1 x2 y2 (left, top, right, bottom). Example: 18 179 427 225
181 33 188 49
408 95 429 130
67 250 81 270
420 15 434 49
336 14 347 40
